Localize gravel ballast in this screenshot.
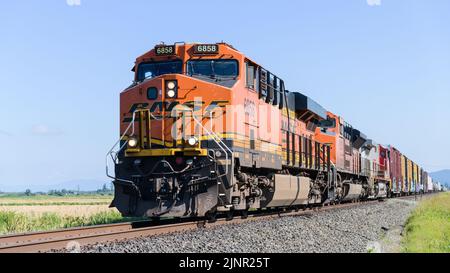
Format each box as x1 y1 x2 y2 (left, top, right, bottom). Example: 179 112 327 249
67 199 417 253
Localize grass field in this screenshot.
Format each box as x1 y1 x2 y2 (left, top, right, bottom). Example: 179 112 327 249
402 192 450 253
0 195 141 235
0 194 113 206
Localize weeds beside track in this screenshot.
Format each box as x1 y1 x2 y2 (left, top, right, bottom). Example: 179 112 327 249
402 192 450 253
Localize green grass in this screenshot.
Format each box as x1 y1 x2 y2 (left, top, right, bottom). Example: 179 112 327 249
0 194 113 206
0 210 133 235
402 192 450 253
0 194 112 199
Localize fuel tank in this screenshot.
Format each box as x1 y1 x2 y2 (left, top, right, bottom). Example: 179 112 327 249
262 174 312 207
341 183 362 201
374 182 387 198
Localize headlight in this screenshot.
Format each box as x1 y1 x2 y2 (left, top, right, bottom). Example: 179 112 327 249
167 90 176 98
187 137 198 146
167 81 176 90
165 80 177 98
128 137 138 148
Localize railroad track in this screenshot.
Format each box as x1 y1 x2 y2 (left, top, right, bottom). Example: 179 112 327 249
0 194 427 253
0 219 203 253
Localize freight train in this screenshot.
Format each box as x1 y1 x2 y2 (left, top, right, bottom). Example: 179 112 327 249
107 42 441 220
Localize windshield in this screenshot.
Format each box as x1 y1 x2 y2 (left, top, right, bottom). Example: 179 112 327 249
137 60 182 81
187 60 238 78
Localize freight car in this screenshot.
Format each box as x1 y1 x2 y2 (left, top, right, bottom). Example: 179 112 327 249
427 176 434 192
107 42 438 219
389 146 402 197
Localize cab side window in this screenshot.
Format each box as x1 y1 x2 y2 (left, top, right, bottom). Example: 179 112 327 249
147 87 158 100
246 62 256 90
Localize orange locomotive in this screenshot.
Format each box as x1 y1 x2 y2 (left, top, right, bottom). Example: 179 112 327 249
107 42 335 219
107 42 427 219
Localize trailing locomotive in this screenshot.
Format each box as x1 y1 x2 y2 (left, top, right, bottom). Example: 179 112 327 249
107 42 438 219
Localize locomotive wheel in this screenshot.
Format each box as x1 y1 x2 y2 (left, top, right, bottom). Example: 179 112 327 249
226 211 234 221
206 211 217 223
241 210 249 219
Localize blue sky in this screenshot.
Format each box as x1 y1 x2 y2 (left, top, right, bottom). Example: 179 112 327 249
0 0 449 190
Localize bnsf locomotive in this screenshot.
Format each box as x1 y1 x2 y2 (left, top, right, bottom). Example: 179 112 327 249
107 42 438 219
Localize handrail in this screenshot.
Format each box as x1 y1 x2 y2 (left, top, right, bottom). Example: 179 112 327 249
106 111 137 183
106 109 233 182
190 111 233 178
105 110 160 183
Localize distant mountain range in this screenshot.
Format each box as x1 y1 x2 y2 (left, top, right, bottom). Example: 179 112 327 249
429 170 450 187
0 179 111 193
